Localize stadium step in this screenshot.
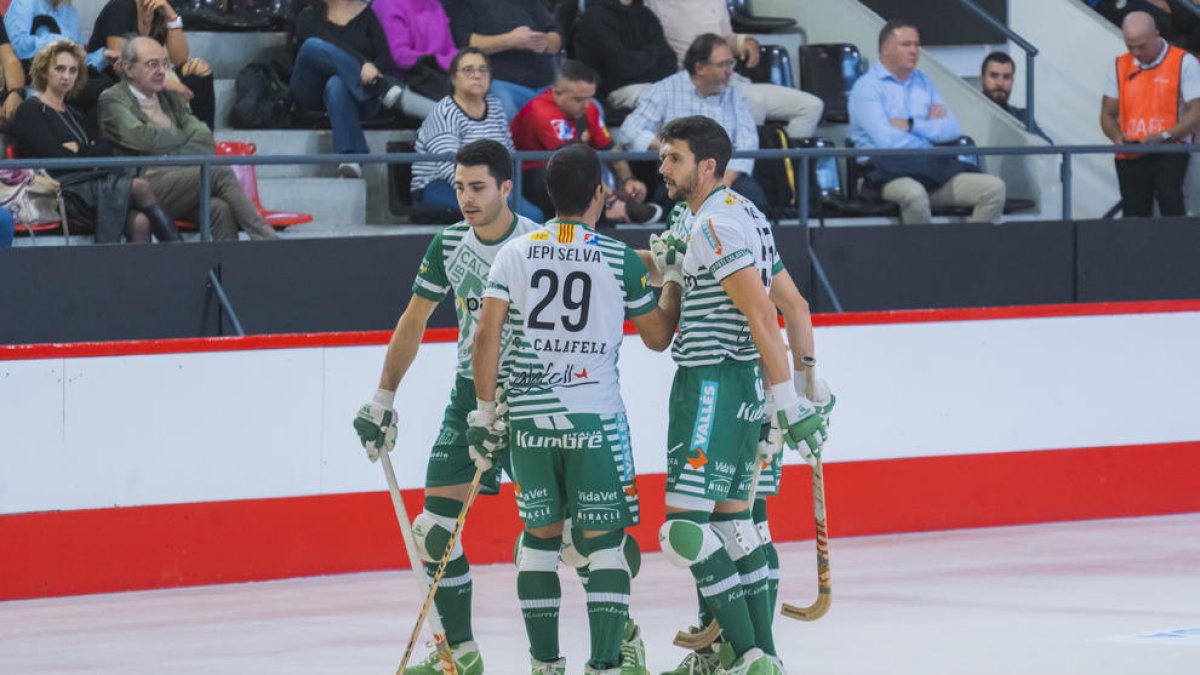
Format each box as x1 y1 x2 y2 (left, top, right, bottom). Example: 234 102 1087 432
189 31 287 80
257 176 367 229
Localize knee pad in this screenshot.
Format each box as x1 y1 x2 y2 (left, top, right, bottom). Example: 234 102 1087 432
711 517 763 562
658 518 723 569
513 532 561 573
584 533 642 578
412 511 463 563
559 519 589 569
755 518 773 546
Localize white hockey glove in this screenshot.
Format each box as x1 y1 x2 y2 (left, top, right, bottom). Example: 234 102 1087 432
467 398 507 472
794 371 836 428
352 388 398 462
771 381 827 467
649 230 687 287
756 389 783 463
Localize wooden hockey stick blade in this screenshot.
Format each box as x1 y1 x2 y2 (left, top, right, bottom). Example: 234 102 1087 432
396 466 484 674
673 619 721 650
378 452 460 674
781 456 831 622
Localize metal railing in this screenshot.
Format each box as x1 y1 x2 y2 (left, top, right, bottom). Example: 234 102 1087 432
955 0 1050 142
6 141 1195 231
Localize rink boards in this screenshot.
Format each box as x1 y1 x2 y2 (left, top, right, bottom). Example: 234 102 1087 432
2 301 1199 600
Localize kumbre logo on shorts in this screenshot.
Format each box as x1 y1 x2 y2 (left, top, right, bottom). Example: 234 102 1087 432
515 429 605 450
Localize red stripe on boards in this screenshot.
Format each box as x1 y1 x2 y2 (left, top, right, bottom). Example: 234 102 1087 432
4 300 1199 361
2 441 1197 601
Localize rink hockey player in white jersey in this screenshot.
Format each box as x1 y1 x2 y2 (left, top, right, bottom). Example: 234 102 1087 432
652 116 832 675
471 143 683 674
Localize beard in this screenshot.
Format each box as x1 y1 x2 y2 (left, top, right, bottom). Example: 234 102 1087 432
666 171 699 203
985 88 1010 105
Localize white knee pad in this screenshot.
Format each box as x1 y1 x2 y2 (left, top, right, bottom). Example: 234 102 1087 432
658 519 724 569
755 518 773 546
514 532 562 573
711 518 763 562
585 534 642 578
411 511 463 563
559 519 589 568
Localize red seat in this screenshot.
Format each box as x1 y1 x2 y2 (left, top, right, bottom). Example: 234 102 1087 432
216 141 313 227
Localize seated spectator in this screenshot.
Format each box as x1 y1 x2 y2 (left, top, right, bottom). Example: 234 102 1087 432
12 40 181 243
411 47 543 221
617 34 770 212
99 37 278 240
0 207 13 247
647 0 823 139
291 0 437 179
848 19 1005 224
572 0 677 113
510 59 659 223
4 0 120 116
86 0 216 130
371 0 456 99
0 20 27 130
444 0 561 119
980 51 1026 125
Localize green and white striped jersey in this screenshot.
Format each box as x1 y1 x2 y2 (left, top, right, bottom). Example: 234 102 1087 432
411 214 541 379
668 185 784 367
484 219 657 419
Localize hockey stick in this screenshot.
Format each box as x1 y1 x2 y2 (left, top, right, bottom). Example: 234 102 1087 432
378 451 458 675
671 447 768 651
395 464 485 674
781 361 831 621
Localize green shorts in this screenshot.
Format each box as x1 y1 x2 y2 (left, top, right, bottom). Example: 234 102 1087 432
426 375 507 495
754 446 783 498
665 360 765 510
509 412 639 531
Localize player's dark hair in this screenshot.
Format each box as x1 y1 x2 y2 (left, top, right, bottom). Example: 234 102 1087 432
558 59 598 85
683 33 728 75
879 18 918 49
658 115 733 177
455 139 513 184
981 50 1015 75
545 144 602 216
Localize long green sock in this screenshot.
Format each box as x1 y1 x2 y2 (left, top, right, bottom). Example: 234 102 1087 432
670 512 757 657
753 498 780 618
713 510 775 656
423 496 473 646
576 530 630 670
516 532 562 663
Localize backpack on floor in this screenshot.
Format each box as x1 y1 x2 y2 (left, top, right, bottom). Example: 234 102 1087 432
229 56 293 129
753 123 798 219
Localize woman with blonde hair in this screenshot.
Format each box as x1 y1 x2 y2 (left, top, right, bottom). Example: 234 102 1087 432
11 40 181 242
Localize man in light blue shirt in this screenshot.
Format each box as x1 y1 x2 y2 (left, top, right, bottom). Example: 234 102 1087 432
618 33 769 212
848 19 1005 223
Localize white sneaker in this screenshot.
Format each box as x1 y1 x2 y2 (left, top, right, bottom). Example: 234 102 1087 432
337 162 362 179
382 84 406 109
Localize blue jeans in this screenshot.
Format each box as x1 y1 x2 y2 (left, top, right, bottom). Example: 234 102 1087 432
489 80 540 120
289 38 382 155
0 208 12 247
417 179 545 223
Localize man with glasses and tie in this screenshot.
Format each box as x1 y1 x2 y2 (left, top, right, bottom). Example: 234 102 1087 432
98 36 278 240
618 34 771 213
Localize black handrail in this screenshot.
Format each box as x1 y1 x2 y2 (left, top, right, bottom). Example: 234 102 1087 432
954 0 1049 142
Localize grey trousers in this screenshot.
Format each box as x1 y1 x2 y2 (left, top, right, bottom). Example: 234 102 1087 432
881 173 1007 224
145 166 278 241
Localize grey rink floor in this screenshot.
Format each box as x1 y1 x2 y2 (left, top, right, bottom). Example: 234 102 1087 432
1 514 1197 674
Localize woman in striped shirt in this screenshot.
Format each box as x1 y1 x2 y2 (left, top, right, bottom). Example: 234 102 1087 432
411 47 544 221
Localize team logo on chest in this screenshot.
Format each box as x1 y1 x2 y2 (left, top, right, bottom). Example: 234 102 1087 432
551 119 576 141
